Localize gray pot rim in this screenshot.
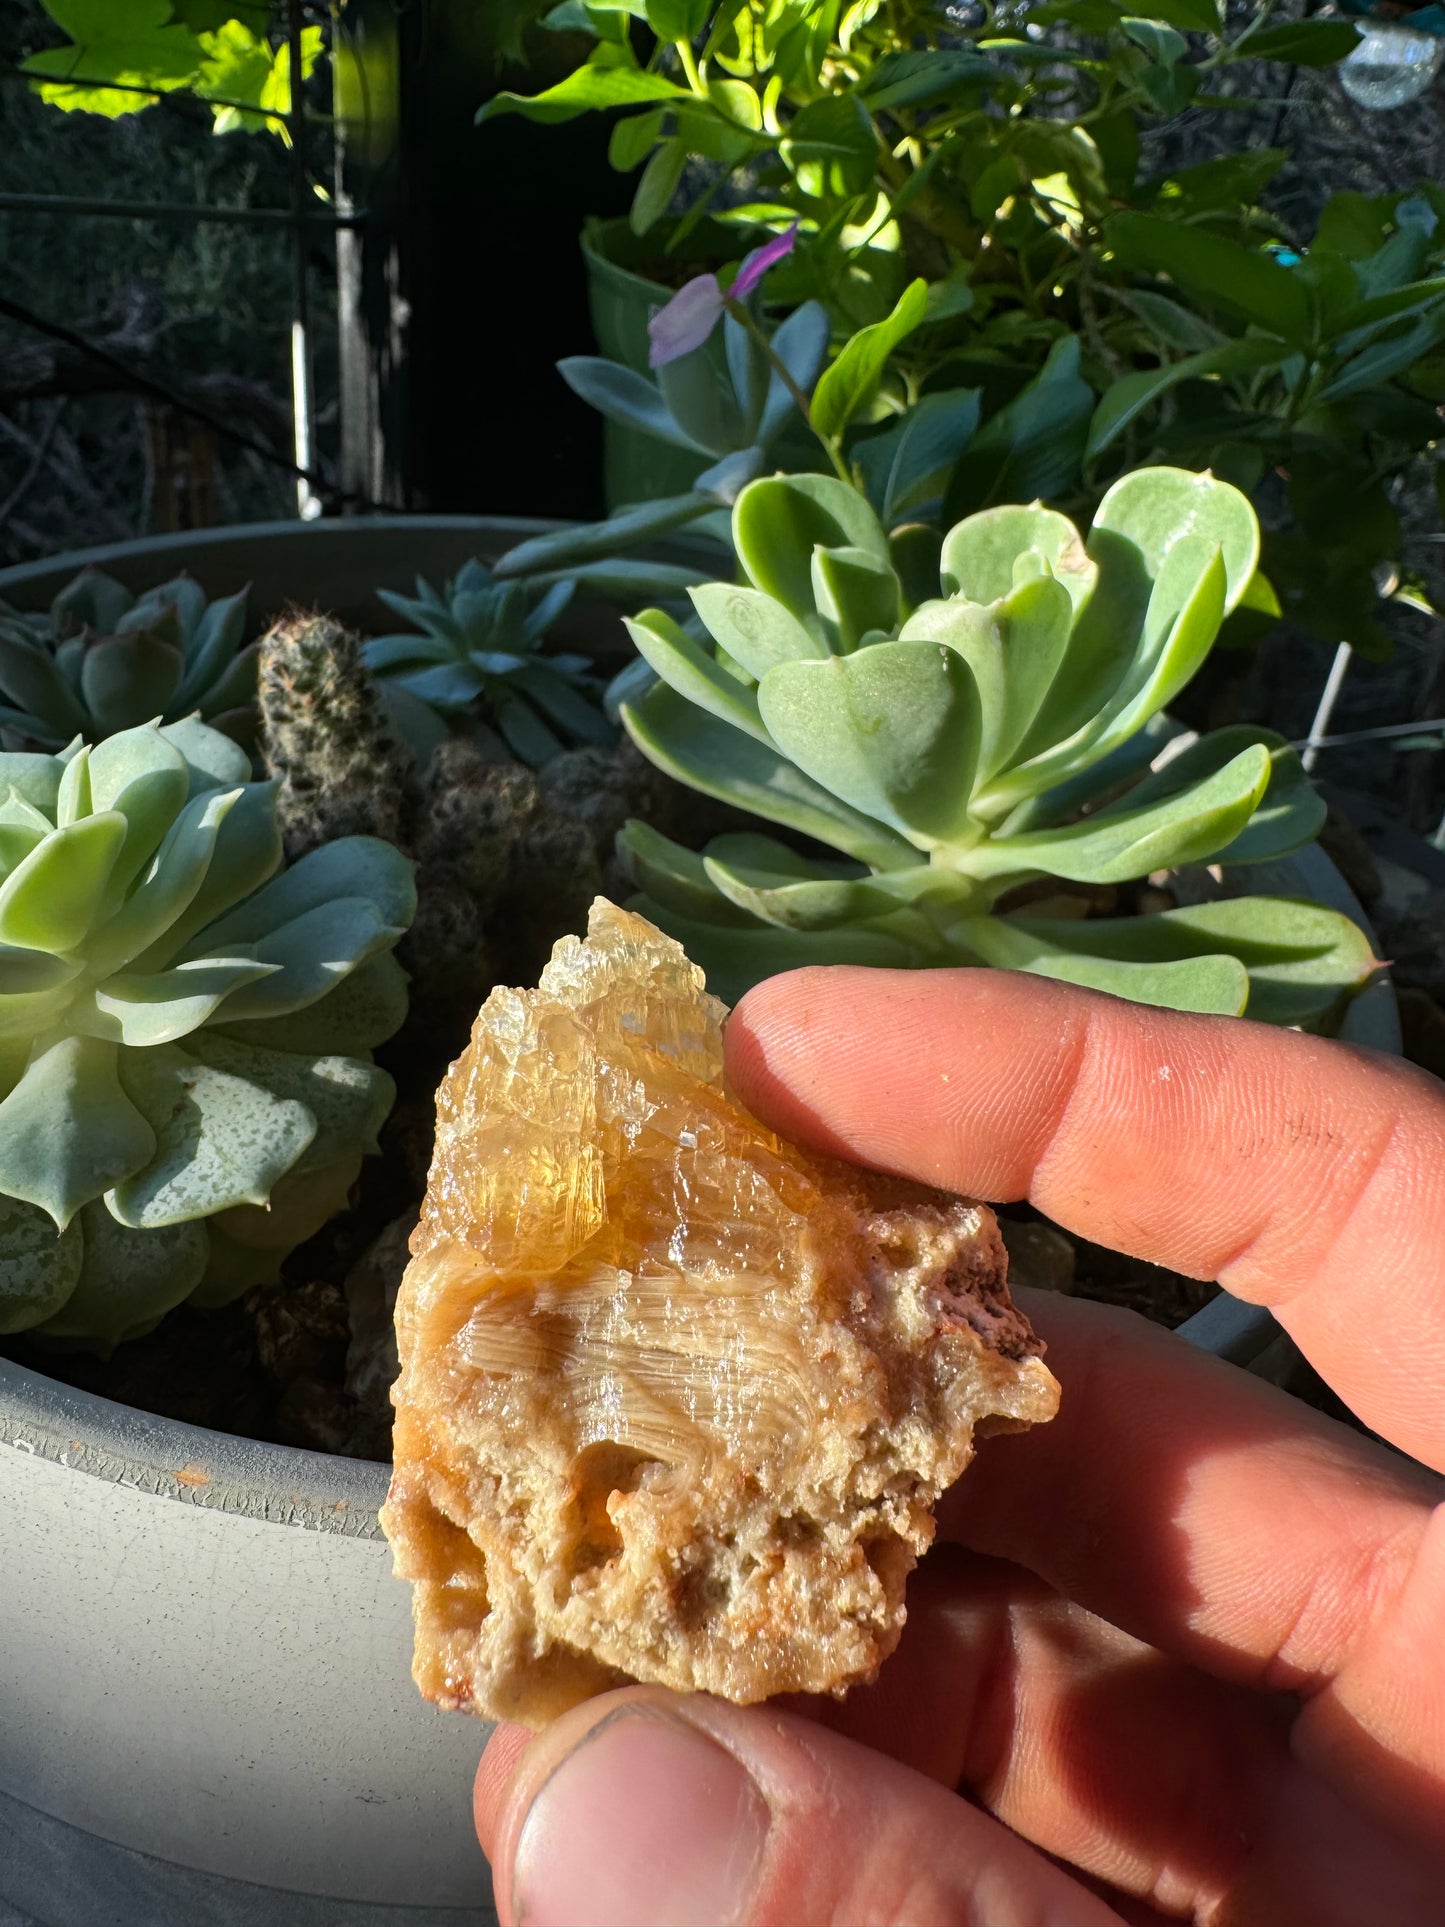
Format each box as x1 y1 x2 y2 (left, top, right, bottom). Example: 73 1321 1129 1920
0 525 1403 1520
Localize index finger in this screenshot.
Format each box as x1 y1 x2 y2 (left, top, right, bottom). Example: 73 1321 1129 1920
725 967 1445 1473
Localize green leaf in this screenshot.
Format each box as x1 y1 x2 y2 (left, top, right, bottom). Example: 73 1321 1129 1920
970 744 1271 884
0 1195 84 1335
630 137 688 235
757 639 983 849
211 900 405 1022
0 629 88 742
81 956 278 1047
617 820 758 926
953 914 1251 1015
860 48 996 110
622 609 771 742
1115 0 1220 31
628 894 916 1004
779 91 877 201
733 473 891 619
810 546 901 653
494 492 713 578
215 950 409 1055
1247 19 1362 66
160 714 253 793
1087 339 1291 458
23 0 203 117
189 1033 393 1174
109 1041 313 1227
811 280 929 441
1121 17 1187 65
0 812 127 952
195 834 416 952
0 1035 156 1230
608 106 668 171
875 389 982 526
946 336 1093 515
903 574 1075 783
88 785 243 976
623 682 918 870
645 0 709 37
689 584 828 679
940 501 1095 611
557 358 707 451
1107 212 1310 344
1114 726 1324 864
35 1200 208 1348
477 64 689 126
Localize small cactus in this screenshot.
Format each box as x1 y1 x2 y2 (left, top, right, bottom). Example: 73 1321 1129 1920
258 612 412 858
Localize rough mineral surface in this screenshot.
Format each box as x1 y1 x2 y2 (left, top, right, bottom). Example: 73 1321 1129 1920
380 901 1060 1727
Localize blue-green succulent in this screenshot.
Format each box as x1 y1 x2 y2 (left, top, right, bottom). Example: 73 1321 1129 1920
619 466 1379 1024
0 716 414 1350
0 568 259 751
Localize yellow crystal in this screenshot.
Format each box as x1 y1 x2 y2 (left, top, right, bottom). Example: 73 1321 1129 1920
381 901 1059 1727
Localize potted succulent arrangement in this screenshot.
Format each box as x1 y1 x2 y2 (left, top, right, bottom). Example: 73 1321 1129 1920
0 14 1418 1919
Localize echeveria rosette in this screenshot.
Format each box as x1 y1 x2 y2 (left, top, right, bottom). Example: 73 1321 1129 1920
0 568 259 753
617 466 1379 1024
0 716 414 1350
363 559 616 766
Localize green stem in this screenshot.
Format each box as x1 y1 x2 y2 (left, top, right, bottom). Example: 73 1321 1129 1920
723 296 853 483
674 38 706 95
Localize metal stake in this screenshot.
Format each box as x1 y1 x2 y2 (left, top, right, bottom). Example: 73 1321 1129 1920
1301 641 1354 773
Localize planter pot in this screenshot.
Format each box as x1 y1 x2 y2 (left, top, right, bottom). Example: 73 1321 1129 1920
0 523 1402 1922
581 216 819 511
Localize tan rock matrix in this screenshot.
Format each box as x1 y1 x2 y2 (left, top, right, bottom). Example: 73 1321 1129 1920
381 901 1059 1727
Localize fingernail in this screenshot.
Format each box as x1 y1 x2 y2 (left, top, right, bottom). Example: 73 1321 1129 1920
512 1708 769 1927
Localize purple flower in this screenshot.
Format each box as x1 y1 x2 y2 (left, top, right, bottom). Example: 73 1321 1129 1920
647 222 799 369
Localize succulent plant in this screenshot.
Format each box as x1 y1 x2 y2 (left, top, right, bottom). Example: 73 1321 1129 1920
0 716 414 1350
491 301 831 595
618 467 1379 1023
363 560 617 765
0 567 259 751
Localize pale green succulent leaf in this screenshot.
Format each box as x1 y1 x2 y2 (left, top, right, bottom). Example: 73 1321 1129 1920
86 728 194 903
940 502 1096 613
87 785 243 977
213 1154 362 1254
0 944 82 997
214 949 410 1055
109 1042 315 1228
0 751 63 814
688 584 826 680
969 744 1271 884
0 1036 157 1230
758 640 982 848
622 684 918 871
704 832 866 882
193 834 416 954
629 894 917 1004
950 914 1252 1016
0 985 79 1043
82 956 279 1047
1111 727 1325 864
733 474 892 620
0 1194 84 1334
0 792 49 872
0 810 127 952
198 640 260 719
491 492 712 580
55 744 92 825
160 715 254 795
622 610 771 744
35 1201 208 1350
186 1220 282 1306
702 854 901 931
80 634 185 736
973 896 1377 1028
617 820 757 927
188 1032 394 1172
137 780 283 968
810 546 901 654
211 899 403 1022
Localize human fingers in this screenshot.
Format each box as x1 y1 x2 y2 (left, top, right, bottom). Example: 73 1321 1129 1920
726 967 1445 1472
475 1685 1130 1927
792 1547 1445 1927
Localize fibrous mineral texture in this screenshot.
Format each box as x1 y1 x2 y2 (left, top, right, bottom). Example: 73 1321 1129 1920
381 901 1059 1727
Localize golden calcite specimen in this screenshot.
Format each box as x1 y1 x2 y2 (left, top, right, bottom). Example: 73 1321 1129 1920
381 901 1059 1727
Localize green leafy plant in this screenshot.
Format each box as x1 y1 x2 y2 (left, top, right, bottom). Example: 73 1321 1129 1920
617 465 1377 1019
361 560 618 766
0 715 413 1350
21 2 320 136
0 567 260 751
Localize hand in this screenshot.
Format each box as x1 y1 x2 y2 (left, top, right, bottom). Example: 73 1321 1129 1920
474 968 1445 1926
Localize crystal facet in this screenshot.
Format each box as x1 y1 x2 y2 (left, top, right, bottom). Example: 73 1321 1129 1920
381 901 1059 1726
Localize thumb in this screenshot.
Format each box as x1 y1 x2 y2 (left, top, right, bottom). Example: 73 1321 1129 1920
475 1685 1129 1927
